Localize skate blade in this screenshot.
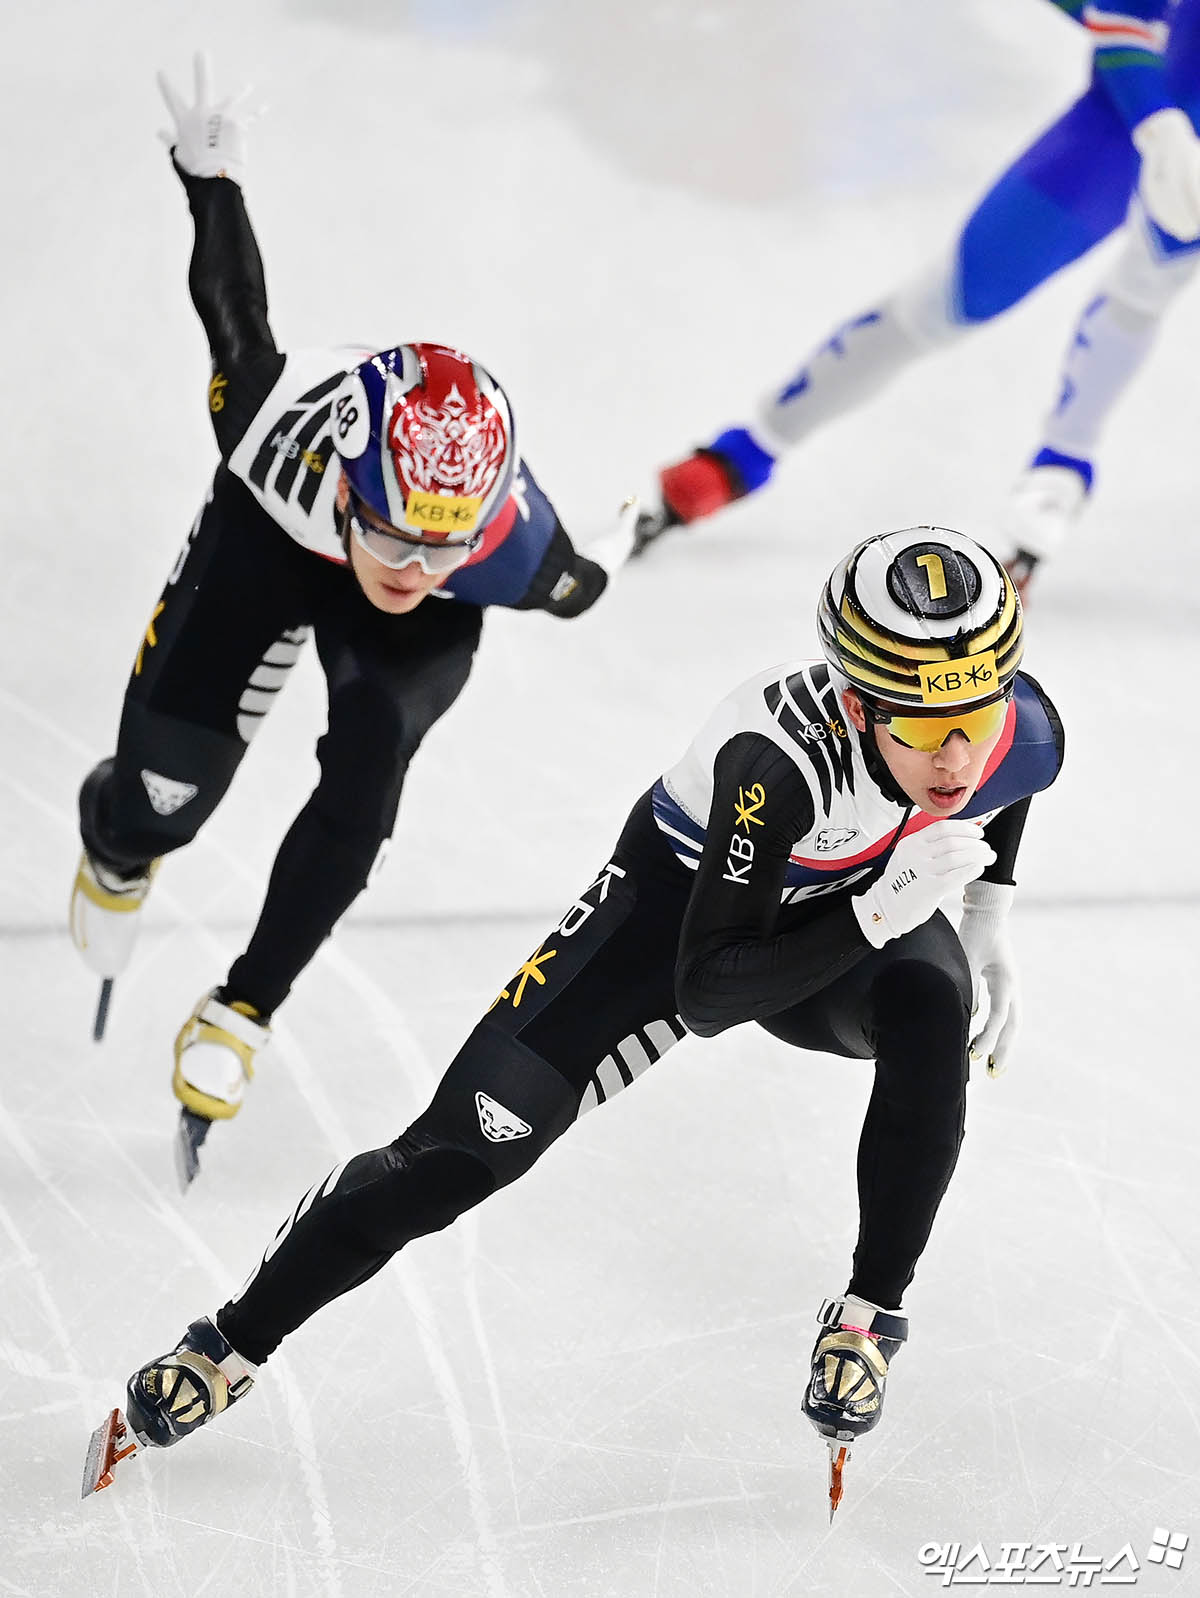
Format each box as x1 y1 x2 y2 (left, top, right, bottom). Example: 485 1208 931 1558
827 1442 850 1522
174 1110 213 1192
92 978 114 1043
631 506 679 558
82 1407 138 1497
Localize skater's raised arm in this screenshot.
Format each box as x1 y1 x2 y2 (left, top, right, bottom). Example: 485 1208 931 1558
158 53 283 454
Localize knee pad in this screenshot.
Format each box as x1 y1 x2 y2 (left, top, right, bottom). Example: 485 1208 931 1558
869 959 971 1131
874 953 971 1020
110 701 244 853
870 955 972 1088
78 757 167 875
409 1024 579 1191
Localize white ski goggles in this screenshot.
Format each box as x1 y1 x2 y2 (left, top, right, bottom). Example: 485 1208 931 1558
345 500 481 576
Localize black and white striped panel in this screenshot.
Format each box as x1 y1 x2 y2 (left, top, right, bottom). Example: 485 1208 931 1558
228 1154 351 1306
236 626 311 743
578 1015 688 1115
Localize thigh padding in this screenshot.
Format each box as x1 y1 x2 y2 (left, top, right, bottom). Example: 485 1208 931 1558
408 1025 579 1189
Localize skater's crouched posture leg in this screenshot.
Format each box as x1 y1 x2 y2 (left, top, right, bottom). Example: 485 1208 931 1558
71 470 311 984
851 922 972 1312
125 807 692 1443
762 913 972 1442
214 1030 579 1368
222 595 481 1023
127 1030 578 1446
168 550 479 1133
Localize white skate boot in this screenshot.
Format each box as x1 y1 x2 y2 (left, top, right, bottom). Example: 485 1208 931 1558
173 991 271 1188
70 852 161 1041
999 464 1089 601
69 853 160 977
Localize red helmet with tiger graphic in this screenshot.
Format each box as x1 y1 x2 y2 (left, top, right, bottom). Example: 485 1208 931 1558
332 343 516 544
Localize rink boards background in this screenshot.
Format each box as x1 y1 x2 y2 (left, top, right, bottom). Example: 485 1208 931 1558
2 1 1197 1594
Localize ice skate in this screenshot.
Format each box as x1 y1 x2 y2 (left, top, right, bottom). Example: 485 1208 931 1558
1003 548 1041 607
631 493 683 557
70 851 161 976
633 431 770 557
801 1293 908 1519
82 1316 257 1493
998 462 1090 601
172 990 270 1188
69 852 161 1039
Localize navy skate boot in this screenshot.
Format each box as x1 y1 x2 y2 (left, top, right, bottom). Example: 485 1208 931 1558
125 1316 257 1449
801 1293 908 1518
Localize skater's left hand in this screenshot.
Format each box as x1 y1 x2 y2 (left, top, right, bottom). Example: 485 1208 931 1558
1132 106 1200 242
157 51 256 186
958 880 1019 1078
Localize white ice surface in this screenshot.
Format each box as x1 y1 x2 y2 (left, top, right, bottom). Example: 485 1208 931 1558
3 1 1199 1593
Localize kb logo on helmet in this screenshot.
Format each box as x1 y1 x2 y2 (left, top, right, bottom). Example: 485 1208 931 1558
405 491 483 534
918 650 998 705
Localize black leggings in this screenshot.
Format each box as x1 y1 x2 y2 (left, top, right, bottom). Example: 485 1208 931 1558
218 795 972 1364
80 466 481 1015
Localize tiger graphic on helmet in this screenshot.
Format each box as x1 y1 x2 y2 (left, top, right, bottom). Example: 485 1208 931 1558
335 343 517 538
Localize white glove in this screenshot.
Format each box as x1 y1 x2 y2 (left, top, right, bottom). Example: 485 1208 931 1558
157 52 254 186
852 822 995 950
1132 107 1200 242
581 495 640 578
958 879 1019 1078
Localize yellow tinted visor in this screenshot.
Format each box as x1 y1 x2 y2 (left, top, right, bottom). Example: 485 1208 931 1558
880 697 1009 752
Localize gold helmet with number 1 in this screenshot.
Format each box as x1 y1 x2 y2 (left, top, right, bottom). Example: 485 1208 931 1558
817 527 1023 714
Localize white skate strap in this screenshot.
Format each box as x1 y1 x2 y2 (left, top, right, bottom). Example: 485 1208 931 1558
817 1295 908 1344
216 1347 258 1399
197 996 270 1051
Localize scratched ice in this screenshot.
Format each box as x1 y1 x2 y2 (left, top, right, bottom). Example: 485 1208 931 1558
2 2 1198 1594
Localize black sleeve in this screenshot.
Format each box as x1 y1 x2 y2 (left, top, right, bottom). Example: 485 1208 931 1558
508 469 610 613
981 796 1031 886
675 732 874 1038
510 516 609 618
175 165 285 458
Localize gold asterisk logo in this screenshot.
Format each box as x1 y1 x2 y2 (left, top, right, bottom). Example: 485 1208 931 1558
134 602 166 676
734 783 766 831
489 943 558 1010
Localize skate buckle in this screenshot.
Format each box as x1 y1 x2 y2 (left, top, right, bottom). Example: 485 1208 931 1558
81 1407 139 1497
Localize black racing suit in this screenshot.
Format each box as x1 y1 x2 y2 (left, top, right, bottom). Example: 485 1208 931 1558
80 167 608 1017
216 694 1061 1362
